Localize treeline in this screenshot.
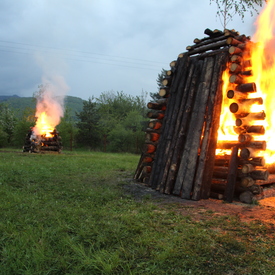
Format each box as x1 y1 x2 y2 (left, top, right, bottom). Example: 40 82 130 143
0 91 149 153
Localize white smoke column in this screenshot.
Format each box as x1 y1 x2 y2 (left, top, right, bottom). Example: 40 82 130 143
33 53 70 137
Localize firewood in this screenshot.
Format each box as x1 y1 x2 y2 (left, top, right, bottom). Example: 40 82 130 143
226 37 244 46
145 132 160 142
229 46 243 55
224 146 239 202
148 54 191 189
236 82 257 93
229 63 243 73
227 90 247 100
240 147 262 159
159 88 170 97
240 177 255 187
162 77 172 87
215 155 265 167
197 52 228 200
159 57 206 192
229 98 263 114
144 143 157 154
147 111 165 120
241 164 255 173
173 56 216 199
147 101 166 110
163 59 201 194
216 140 266 150
148 120 162 130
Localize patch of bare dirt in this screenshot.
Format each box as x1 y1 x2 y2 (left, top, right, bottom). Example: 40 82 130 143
124 181 275 226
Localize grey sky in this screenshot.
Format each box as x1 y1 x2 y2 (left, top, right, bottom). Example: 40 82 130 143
0 0 262 100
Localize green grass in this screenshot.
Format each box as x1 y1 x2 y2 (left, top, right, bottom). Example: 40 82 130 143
0 149 275 274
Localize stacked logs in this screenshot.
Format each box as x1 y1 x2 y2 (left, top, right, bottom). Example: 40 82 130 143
23 128 62 153
212 34 269 202
135 28 273 203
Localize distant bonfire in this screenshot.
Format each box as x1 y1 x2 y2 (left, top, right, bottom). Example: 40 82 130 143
23 127 62 153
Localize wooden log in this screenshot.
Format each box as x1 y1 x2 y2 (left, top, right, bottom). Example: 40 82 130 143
147 111 165 120
163 59 200 194
229 98 263 114
240 147 263 159
243 60 252 68
230 54 242 63
241 164 255 173
187 40 228 55
147 101 166 110
198 52 228 199
246 125 265 134
229 63 243 74
238 134 253 142
216 140 266 150
226 37 244 46
236 111 265 120
166 70 173 76
210 192 224 200
143 143 157 154
240 177 255 187
173 56 215 199
148 54 191 189
148 120 162 130
215 155 265 167
227 90 247 99
142 156 154 163
142 166 152 174
170 60 177 68
156 60 195 191
248 169 269 181
229 74 244 85
145 132 160 142
240 70 252 76
235 82 257 93
159 88 170 97
224 146 239 202
162 77 172 87
229 46 243 55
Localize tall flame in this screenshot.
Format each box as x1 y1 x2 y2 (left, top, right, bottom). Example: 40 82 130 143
218 0 275 163
250 0 275 163
32 75 68 138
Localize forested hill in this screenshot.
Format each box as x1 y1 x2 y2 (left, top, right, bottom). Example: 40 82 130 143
0 95 84 119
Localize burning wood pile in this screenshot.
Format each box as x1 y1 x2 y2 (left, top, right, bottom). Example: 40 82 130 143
134 27 275 203
23 128 62 153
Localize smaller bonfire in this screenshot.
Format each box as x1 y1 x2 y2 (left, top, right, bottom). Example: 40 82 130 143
23 127 62 153
22 82 66 153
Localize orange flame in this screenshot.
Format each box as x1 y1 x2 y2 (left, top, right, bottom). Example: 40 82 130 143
217 1 275 163
250 0 275 163
34 111 55 138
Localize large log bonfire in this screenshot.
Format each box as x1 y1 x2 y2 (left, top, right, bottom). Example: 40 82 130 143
135 1 275 203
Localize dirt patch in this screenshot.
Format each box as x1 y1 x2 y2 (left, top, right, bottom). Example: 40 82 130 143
124 181 275 226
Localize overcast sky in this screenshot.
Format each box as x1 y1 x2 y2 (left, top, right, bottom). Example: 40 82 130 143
0 0 264 100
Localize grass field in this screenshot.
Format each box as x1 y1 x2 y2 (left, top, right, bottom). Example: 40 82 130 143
0 149 274 274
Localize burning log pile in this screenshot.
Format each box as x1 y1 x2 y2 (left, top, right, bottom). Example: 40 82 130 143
23 128 62 153
134 28 275 203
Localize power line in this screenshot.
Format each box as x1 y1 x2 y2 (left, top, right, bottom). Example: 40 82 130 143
0 39 166 66
0 47 161 71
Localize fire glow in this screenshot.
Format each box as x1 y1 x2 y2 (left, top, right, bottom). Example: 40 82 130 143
217 0 275 164
32 81 66 139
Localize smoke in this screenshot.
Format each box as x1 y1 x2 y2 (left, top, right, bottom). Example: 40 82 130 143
33 53 70 136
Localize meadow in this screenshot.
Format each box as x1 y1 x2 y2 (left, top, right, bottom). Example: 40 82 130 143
0 149 274 274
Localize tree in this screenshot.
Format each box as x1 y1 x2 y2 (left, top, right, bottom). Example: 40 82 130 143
0 103 17 145
75 97 100 149
12 107 35 147
150 68 166 101
96 91 148 152
210 0 266 28
57 107 78 151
